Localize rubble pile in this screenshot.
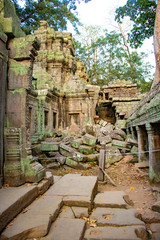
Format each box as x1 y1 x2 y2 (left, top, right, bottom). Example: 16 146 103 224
32 120 138 170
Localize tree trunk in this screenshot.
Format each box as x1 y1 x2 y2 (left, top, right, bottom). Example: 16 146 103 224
152 0 160 87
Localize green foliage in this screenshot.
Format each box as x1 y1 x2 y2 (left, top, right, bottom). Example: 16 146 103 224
11 0 91 34
75 27 154 92
115 0 157 48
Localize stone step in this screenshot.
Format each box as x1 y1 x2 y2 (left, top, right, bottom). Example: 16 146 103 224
94 191 128 209
41 218 86 240
90 208 145 226
1 196 63 239
0 171 53 233
84 226 147 240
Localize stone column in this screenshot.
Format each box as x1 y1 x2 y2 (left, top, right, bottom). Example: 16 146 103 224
136 126 146 162
0 32 8 186
146 123 160 182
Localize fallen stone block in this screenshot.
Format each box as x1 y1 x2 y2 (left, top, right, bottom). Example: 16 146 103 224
98 136 112 145
105 146 123 165
59 144 83 161
136 209 160 223
114 128 126 139
112 139 129 150
110 131 124 141
61 136 75 145
152 201 160 213
41 142 59 152
42 218 86 240
83 154 99 162
71 138 83 149
94 191 128 209
90 208 144 226
83 134 97 146
131 146 138 154
47 162 60 169
84 226 146 240
79 145 94 155
66 158 91 170
127 137 138 146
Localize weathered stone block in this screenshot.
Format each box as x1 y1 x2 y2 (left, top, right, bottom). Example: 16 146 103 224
127 137 138 146
41 142 59 152
71 138 83 149
59 144 84 162
114 129 126 139
112 140 128 149
98 136 112 145
105 146 123 165
110 131 124 141
83 134 97 146
79 145 94 155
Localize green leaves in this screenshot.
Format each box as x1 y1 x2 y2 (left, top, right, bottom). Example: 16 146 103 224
115 0 157 48
75 26 154 91
11 0 91 34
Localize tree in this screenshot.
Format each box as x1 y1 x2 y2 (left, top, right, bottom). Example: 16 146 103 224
115 0 157 48
11 0 91 34
75 27 154 91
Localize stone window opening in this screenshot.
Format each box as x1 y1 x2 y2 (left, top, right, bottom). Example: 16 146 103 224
44 110 49 127
53 112 57 129
105 92 109 100
99 92 103 100
29 107 32 129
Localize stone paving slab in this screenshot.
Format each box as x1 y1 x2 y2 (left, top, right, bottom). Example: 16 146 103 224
58 206 75 219
1 196 63 239
94 191 127 208
90 208 144 226
0 185 38 232
41 218 86 240
84 226 146 240
1 214 52 240
46 174 98 199
63 196 91 209
72 207 89 218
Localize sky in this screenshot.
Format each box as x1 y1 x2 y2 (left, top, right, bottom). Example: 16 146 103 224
67 0 155 74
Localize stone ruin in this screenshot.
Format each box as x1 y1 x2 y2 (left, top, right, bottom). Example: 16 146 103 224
1 0 160 186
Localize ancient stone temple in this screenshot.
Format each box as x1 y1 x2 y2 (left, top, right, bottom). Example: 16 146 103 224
31 20 100 138
97 80 142 129
0 0 145 187
0 1 99 186
127 0 160 183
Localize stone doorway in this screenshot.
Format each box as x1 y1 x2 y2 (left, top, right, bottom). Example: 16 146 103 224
96 102 116 124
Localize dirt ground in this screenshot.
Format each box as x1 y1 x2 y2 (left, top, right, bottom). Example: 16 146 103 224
48 155 160 215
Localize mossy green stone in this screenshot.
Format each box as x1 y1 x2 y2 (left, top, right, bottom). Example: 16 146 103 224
71 139 83 149
41 143 59 151
79 145 94 155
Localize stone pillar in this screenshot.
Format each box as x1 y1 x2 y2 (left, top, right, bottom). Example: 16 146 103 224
0 31 8 186
98 142 106 181
136 126 146 162
146 123 160 182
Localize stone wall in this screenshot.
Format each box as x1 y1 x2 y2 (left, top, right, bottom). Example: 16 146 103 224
127 82 160 182
97 79 142 129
